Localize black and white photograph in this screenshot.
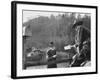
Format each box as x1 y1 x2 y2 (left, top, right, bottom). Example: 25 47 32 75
11 1 97 79
23 11 91 70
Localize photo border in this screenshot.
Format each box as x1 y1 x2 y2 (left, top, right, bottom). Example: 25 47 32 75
11 1 98 79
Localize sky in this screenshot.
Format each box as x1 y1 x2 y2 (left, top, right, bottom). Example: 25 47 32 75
23 10 90 23
23 10 64 23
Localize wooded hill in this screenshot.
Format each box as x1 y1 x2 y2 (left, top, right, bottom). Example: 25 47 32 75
23 13 90 52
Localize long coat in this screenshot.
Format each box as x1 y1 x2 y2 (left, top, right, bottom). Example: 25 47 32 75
47 49 57 68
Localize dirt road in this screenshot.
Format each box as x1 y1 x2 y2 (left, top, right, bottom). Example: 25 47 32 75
27 62 69 69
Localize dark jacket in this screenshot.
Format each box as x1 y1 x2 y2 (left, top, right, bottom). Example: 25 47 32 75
47 49 57 68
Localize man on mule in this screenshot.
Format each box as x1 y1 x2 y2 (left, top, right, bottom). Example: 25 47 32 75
70 21 91 67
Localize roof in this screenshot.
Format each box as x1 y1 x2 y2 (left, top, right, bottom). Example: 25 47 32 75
23 26 32 37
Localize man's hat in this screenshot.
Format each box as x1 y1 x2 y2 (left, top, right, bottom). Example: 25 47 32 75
72 21 83 29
